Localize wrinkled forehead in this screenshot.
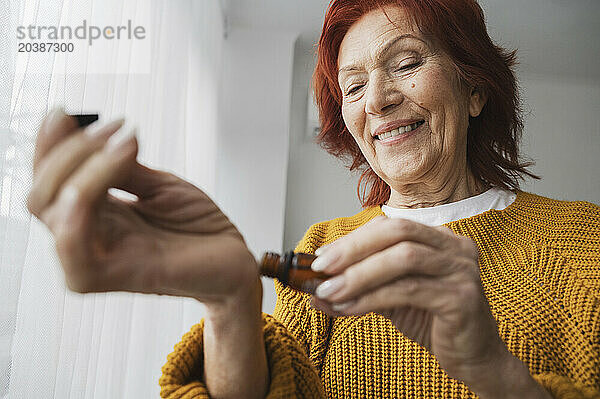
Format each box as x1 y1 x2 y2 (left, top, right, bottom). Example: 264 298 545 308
337 5 421 70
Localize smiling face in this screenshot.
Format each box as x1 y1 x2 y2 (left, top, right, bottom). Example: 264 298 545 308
338 6 486 196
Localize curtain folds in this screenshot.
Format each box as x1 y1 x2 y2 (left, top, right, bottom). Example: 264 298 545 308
0 0 224 397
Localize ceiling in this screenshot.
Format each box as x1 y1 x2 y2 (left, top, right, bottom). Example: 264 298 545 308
225 0 600 80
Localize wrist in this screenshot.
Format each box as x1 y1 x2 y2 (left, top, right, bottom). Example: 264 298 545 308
203 277 268 399
204 276 263 326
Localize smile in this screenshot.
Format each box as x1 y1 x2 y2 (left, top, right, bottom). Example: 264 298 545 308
374 120 425 140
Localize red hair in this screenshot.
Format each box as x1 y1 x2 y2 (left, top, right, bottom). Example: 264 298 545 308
312 0 539 207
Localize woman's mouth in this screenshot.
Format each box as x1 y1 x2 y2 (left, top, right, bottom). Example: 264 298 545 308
374 120 425 141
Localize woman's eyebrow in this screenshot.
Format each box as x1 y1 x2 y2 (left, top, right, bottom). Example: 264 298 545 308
338 33 426 77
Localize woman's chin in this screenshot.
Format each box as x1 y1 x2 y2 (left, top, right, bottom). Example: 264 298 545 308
376 158 427 183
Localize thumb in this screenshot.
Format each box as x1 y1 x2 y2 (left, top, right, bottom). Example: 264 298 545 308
115 162 179 199
435 225 456 236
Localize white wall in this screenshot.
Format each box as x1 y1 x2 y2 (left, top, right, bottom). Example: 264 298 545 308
283 49 600 250
216 28 298 314
283 40 361 250
519 73 600 203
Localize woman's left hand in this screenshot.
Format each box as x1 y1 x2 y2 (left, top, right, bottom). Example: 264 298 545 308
310 215 512 388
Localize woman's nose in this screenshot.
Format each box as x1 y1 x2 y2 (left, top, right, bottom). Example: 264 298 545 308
364 72 404 116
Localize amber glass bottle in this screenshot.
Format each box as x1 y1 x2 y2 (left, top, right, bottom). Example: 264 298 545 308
259 251 329 295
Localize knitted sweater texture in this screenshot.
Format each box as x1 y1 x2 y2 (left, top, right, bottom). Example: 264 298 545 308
160 191 600 398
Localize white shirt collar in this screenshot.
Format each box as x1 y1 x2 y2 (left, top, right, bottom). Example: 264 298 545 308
381 187 517 226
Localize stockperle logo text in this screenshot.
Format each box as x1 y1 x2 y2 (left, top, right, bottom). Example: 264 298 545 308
17 20 146 46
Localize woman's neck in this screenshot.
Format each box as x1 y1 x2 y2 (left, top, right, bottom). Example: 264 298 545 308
385 168 488 209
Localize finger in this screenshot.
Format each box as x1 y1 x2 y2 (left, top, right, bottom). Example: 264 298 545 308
315 242 476 303
436 226 479 261
114 163 237 235
49 130 138 290
27 119 125 219
314 215 387 256
34 109 80 173
62 128 138 204
312 217 455 274
434 225 479 259
435 225 455 236
114 162 179 199
310 296 348 317
46 128 138 231
330 275 462 317
53 185 96 292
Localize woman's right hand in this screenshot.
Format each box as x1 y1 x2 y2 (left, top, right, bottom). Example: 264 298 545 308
27 109 260 307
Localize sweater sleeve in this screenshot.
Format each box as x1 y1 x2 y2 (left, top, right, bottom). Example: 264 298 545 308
532 373 600 399
159 313 325 398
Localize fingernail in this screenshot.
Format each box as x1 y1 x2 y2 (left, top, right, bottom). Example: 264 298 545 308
332 300 355 312
311 252 337 272
85 118 125 139
106 127 136 152
315 245 329 256
316 275 345 299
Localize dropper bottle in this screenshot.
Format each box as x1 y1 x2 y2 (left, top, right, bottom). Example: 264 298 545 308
259 251 330 295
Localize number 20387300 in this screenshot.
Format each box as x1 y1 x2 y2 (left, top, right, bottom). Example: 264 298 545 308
18 42 74 52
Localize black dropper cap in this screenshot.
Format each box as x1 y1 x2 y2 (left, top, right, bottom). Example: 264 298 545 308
70 114 99 128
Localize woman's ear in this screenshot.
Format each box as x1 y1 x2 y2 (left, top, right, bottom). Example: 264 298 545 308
469 87 487 117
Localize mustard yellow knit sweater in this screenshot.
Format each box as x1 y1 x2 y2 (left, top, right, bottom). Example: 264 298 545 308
160 191 600 398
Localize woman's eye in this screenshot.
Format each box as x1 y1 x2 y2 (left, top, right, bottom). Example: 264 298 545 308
395 59 421 72
346 85 364 95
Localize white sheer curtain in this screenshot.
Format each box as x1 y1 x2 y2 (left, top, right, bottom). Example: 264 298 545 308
0 0 224 397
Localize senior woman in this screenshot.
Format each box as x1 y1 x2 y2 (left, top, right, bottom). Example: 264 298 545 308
27 0 598 398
